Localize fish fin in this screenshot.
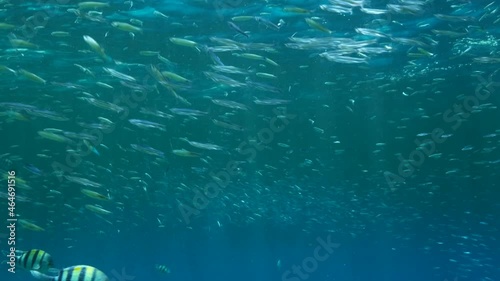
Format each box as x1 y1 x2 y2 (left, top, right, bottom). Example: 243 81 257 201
31 270 53 281
1 250 19 261
48 268 60 275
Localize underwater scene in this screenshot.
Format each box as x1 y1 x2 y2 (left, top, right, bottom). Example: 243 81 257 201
0 0 499 281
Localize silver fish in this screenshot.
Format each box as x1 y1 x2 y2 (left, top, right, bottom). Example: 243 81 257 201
129 119 166 131
180 138 224 151
169 108 208 116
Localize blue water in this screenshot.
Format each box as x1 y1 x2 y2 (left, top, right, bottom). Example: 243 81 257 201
1 0 499 281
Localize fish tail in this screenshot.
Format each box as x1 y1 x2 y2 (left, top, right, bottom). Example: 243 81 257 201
47 268 60 275
31 270 54 281
0 252 7 265
1 250 19 263
102 55 115 65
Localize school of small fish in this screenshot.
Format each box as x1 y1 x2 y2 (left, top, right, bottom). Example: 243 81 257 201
0 0 499 280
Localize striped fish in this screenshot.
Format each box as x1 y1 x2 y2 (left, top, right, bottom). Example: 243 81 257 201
31 265 109 281
155 264 170 274
16 249 55 273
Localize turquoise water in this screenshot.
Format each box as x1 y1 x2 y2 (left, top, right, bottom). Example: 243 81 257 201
0 0 499 281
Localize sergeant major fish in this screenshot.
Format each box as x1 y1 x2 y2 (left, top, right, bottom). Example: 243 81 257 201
3 249 57 274
155 264 171 274
31 265 109 281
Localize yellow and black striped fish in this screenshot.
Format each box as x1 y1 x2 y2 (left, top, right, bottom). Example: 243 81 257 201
31 265 109 281
155 264 171 274
16 249 55 273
